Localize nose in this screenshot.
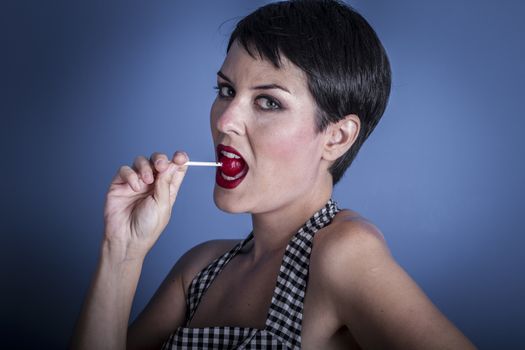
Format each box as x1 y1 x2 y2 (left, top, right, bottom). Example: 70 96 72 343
213 98 246 136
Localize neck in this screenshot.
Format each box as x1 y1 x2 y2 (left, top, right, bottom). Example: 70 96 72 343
248 187 333 262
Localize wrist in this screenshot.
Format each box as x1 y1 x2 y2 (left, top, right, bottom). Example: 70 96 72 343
100 237 147 266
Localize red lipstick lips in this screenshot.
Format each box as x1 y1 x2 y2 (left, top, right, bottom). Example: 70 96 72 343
216 144 248 189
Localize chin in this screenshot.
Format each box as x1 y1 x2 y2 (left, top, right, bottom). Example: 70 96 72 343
213 186 249 213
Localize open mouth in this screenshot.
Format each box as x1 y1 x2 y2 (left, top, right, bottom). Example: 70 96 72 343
216 144 249 189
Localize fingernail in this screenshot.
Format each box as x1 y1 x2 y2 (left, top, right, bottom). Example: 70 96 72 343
174 152 188 164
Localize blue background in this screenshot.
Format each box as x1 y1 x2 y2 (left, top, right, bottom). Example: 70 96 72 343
2 0 524 348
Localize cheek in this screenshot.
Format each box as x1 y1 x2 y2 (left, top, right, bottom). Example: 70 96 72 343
257 122 318 165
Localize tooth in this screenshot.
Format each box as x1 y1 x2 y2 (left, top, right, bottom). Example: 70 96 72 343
220 150 240 159
220 167 247 181
221 172 242 181
232 171 244 180
221 173 235 181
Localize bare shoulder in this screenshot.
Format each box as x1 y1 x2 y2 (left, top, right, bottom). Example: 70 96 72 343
178 238 241 291
127 238 241 349
311 208 397 302
311 209 476 349
312 208 391 276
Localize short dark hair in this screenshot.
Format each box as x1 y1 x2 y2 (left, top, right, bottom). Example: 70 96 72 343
227 0 391 185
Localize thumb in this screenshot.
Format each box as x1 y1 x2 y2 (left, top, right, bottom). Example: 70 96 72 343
154 151 188 209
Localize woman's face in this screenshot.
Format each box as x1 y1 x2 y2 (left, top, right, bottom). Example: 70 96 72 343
211 41 329 214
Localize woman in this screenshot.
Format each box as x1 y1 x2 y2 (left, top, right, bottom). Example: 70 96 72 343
72 1 476 349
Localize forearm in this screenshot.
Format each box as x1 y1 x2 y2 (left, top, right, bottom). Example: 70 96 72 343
71 240 145 350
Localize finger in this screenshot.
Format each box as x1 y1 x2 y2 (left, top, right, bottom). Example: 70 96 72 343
133 156 154 184
115 165 141 192
150 152 169 173
168 151 189 206
172 151 189 167
154 151 189 208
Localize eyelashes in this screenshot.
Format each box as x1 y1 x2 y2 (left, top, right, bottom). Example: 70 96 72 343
213 83 283 111
254 95 281 111
213 83 235 98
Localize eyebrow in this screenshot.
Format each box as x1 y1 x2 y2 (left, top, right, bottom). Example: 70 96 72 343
217 70 291 94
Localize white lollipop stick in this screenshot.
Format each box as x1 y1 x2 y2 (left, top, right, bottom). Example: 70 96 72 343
184 161 222 167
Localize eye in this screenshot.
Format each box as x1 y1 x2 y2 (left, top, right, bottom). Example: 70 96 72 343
255 96 282 111
214 83 235 98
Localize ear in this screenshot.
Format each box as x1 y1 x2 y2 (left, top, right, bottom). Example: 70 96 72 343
322 114 360 162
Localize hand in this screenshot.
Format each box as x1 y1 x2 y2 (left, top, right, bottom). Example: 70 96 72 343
102 151 189 260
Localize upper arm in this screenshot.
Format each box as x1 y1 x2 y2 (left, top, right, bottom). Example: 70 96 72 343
126 239 238 350
316 218 475 350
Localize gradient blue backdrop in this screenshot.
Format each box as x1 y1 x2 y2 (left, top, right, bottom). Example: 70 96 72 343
2 0 524 348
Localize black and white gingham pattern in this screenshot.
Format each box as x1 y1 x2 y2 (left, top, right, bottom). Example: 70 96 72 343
264 199 339 349
186 237 249 324
162 199 339 350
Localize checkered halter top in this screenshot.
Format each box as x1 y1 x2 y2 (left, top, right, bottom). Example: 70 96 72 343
162 199 340 350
